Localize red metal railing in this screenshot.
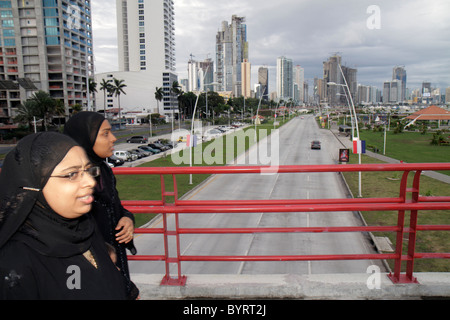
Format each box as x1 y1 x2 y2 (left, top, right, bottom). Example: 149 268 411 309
114 163 450 286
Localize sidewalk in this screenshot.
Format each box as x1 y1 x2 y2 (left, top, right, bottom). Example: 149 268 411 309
330 126 450 184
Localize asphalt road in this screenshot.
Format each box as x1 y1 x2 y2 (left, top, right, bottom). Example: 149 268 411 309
128 115 383 275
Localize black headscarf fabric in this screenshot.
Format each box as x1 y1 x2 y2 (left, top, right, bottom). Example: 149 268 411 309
63 111 105 164
0 132 91 252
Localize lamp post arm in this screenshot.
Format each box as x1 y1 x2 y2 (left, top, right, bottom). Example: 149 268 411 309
338 64 359 138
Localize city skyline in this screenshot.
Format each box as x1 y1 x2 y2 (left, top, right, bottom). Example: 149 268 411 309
92 0 450 96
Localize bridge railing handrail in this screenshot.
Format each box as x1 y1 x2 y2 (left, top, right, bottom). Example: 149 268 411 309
114 163 450 286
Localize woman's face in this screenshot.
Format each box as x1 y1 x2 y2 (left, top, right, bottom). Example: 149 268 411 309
43 146 96 219
93 120 117 158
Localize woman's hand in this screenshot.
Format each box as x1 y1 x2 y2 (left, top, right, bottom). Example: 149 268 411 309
115 217 134 243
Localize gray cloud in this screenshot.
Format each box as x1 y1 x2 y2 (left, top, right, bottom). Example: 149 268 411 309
92 0 450 92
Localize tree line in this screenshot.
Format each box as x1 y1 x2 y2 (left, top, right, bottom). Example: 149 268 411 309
14 77 280 132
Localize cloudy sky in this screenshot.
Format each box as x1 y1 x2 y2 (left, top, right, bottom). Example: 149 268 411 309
91 0 450 93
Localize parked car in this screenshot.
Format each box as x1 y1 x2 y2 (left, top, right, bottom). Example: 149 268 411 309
206 129 222 139
138 145 160 154
127 135 148 143
311 140 321 150
132 148 150 157
148 142 169 151
114 150 137 162
155 139 174 149
165 141 178 149
107 155 124 167
129 149 143 159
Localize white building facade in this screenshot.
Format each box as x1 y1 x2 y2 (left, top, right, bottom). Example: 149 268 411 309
276 56 293 102
95 0 178 120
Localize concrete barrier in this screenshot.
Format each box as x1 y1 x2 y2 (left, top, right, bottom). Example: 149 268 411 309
131 272 450 300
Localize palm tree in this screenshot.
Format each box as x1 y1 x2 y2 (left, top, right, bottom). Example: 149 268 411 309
15 100 37 132
54 99 65 127
110 78 127 125
99 79 112 118
154 87 164 115
29 90 56 131
88 78 97 111
171 81 183 126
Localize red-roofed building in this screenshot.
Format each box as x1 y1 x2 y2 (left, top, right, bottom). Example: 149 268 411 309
406 105 450 121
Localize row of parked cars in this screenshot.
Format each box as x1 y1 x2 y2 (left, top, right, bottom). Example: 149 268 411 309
107 137 176 167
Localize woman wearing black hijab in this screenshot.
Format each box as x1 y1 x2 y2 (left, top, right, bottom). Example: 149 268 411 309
0 132 127 299
64 112 138 298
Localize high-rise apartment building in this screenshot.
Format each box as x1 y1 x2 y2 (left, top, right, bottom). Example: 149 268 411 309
0 0 94 123
392 66 407 102
293 65 305 103
117 0 175 73
96 0 178 119
187 57 214 92
258 66 268 101
241 59 251 98
276 56 293 101
323 55 341 105
383 80 402 103
215 15 248 97
323 54 357 106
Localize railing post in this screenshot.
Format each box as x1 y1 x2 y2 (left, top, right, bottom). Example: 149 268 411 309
389 171 409 283
405 170 422 283
388 170 420 284
159 174 187 286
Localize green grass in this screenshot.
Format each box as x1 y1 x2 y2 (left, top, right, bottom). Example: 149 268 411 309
116 120 288 227
359 130 450 170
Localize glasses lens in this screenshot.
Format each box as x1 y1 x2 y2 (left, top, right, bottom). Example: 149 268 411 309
87 166 100 178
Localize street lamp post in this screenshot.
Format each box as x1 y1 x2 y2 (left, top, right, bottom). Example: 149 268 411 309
254 93 267 142
189 65 211 184
328 64 362 197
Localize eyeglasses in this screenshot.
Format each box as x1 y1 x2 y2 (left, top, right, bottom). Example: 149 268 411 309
50 166 100 181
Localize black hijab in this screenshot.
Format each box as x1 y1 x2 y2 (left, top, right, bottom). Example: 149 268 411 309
63 111 106 164
0 132 94 256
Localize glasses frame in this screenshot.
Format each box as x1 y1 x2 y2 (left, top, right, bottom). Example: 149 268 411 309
50 166 100 181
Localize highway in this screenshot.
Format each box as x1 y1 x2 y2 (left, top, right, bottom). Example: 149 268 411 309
128 115 384 276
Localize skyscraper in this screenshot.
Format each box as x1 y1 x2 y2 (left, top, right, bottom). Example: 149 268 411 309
276 56 293 101
117 0 175 73
241 59 251 98
392 66 407 102
188 57 214 92
96 0 178 119
383 80 402 103
258 66 268 101
0 0 94 123
323 54 357 106
215 15 248 97
294 65 305 103
323 55 342 105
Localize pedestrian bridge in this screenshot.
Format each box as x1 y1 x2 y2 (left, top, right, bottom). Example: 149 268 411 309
115 163 450 299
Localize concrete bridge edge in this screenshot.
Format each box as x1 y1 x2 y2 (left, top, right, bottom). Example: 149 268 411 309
131 272 450 300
